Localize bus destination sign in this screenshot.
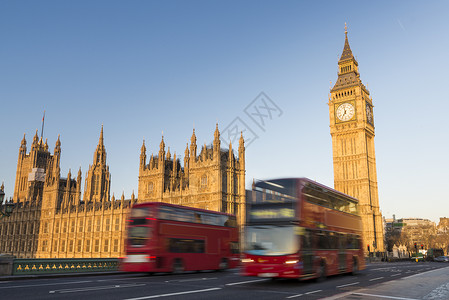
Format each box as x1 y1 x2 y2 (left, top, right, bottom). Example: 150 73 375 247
249 206 295 221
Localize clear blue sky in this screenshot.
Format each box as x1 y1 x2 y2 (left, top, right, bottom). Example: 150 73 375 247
1 1 448 223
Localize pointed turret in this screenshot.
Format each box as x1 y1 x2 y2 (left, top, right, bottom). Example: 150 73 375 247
31 129 39 149
202 143 207 160
173 152 177 172
184 144 189 160
19 133 27 155
190 129 197 158
76 167 82 202
76 167 81 183
140 139 147 168
94 125 106 165
159 136 165 161
99 124 104 145
214 123 220 141
238 131 245 168
66 169 72 195
239 132 245 150
166 147 171 160
150 154 154 169
213 123 220 159
55 135 61 155
228 140 234 165
51 135 61 181
83 126 111 203
184 143 189 178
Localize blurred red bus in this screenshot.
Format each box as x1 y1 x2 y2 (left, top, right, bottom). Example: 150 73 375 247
121 202 239 273
241 178 365 280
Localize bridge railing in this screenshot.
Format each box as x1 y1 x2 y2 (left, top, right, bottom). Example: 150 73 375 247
1 258 119 276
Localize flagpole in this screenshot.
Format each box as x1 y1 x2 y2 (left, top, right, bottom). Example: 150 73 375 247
41 110 45 139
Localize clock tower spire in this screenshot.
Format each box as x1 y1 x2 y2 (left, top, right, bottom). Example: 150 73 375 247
329 24 384 254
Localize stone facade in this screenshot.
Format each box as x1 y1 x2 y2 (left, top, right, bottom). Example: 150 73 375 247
138 125 246 230
0 128 131 258
0 126 245 258
328 26 384 252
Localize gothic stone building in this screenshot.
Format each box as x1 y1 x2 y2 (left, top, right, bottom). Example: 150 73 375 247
328 26 384 252
0 125 245 259
138 125 246 229
0 127 131 258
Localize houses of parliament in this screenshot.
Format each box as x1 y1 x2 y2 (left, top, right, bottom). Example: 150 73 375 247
0 126 245 258
0 26 383 258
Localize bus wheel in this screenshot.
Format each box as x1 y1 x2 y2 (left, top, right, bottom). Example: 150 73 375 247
172 259 184 274
351 258 358 275
316 261 326 282
218 258 228 271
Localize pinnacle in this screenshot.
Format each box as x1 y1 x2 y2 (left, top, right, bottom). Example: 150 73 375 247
339 24 356 62
340 34 354 62
99 124 104 145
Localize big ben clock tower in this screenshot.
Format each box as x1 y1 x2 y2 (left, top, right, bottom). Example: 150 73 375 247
329 24 384 253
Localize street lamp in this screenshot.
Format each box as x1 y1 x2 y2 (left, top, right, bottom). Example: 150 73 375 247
0 188 15 218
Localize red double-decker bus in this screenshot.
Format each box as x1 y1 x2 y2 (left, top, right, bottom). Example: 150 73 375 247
241 178 365 280
121 202 239 273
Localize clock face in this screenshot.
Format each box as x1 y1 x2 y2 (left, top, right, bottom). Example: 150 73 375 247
336 103 355 121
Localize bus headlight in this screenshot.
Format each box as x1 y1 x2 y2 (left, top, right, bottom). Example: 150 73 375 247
241 258 254 263
285 260 298 264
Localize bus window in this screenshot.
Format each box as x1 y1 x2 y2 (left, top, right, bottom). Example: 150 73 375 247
317 231 329 249
202 214 219 226
159 206 173 220
129 227 151 247
328 232 338 249
223 216 237 227
346 234 359 249
194 212 202 223
174 208 193 222
301 229 313 250
131 207 150 218
169 238 205 253
338 233 346 250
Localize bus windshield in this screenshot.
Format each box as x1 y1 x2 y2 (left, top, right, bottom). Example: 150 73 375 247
244 225 298 256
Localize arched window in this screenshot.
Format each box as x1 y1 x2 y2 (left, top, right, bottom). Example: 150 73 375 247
201 175 208 189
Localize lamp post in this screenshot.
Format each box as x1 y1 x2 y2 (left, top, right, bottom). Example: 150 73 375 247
0 187 15 219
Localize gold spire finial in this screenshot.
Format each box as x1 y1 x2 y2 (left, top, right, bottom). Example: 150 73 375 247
345 22 348 36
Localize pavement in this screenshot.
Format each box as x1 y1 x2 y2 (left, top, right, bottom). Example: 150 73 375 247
324 265 449 300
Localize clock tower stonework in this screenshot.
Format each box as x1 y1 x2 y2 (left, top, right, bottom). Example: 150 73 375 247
329 26 384 253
